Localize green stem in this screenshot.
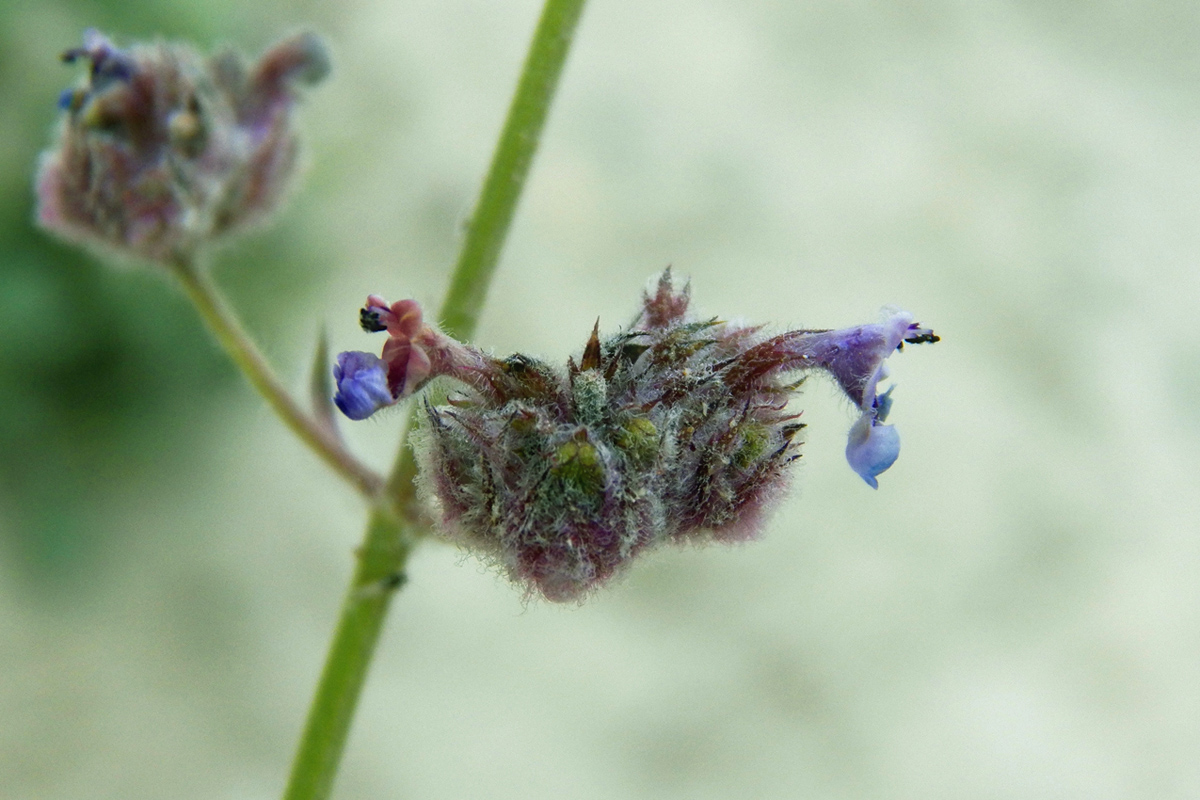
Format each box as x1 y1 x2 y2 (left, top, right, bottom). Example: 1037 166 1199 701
387 0 589 498
436 0 590 342
282 507 415 800
170 256 385 500
282 1 589 797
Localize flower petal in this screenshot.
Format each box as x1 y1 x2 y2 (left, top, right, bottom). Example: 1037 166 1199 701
333 351 394 420
845 412 901 489
389 298 424 338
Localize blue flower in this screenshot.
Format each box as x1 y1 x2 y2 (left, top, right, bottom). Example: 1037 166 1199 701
830 310 935 487
779 309 936 488
333 351 394 420
845 407 900 489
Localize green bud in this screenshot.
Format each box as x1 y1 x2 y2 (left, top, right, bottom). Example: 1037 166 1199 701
615 416 658 465
732 421 770 470
551 437 606 497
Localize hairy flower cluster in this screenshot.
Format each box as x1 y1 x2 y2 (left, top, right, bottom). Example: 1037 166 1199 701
335 271 937 601
36 29 328 263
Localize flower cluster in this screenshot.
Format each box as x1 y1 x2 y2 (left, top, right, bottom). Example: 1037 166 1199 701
333 296 489 420
35 29 328 264
335 271 937 601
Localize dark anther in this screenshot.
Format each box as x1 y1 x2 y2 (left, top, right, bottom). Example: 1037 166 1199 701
423 397 449 428
359 306 387 332
904 331 940 345
770 439 797 460
384 572 407 591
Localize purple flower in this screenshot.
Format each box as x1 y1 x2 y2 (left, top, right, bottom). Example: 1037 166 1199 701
763 310 937 487
333 351 394 421
845 401 901 489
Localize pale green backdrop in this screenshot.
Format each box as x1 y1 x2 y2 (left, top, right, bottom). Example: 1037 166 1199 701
2 0 1198 798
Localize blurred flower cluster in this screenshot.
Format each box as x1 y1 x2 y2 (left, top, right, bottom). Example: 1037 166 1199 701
335 271 937 600
36 29 328 264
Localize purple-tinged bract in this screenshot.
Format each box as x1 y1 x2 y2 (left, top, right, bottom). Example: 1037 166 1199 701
35 29 328 264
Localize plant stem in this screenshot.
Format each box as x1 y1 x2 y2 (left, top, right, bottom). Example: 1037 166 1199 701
283 507 415 800
170 256 385 499
435 0 590 342
282 0 589 797
387 0 590 497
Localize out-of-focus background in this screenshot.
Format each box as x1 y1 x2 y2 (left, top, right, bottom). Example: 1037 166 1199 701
3 0 1198 797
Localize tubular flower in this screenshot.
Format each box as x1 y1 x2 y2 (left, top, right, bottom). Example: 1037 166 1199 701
332 296 489 419
35 29 329 264
335 270 938 601
727 310 937 488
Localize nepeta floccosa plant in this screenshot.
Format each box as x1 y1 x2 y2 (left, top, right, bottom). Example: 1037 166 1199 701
334 270 937 601
33 5 938 797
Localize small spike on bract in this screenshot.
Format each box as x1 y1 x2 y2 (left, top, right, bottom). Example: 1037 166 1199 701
580 319 602 372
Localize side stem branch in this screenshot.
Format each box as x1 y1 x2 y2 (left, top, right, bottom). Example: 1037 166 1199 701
170 256 385 499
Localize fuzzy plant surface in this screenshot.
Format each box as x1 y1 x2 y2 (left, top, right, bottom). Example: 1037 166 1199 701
335 270 939 601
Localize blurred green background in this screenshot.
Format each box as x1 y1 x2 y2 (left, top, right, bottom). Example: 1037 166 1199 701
3 0 1198 798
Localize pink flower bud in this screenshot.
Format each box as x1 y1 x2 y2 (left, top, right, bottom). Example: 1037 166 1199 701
334 298 491 418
